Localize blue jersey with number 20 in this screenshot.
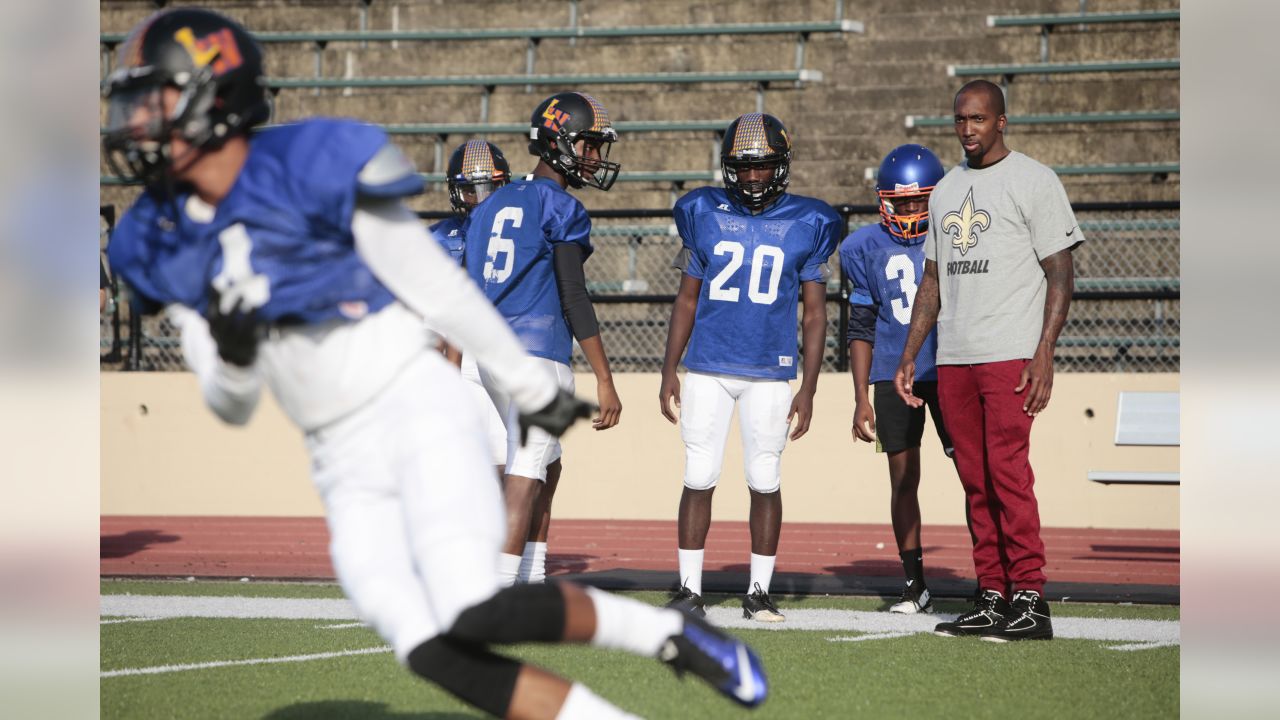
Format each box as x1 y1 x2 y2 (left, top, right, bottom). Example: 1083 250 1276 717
676 187 841 380
464 176 592 365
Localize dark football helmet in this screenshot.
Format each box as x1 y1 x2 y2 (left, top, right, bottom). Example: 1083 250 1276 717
101 8 270 186
528 92 620 191
721 113 792 211
876 144 945 241
446 140 511 213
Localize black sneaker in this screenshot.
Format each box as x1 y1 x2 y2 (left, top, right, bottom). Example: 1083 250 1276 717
666 585 706 617
934 589 1010 637
659 609 768 707
981 589 1053 642
741 582 785 623
888 579 933 614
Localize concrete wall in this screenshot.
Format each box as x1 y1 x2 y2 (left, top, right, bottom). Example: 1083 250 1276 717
102 371 1179 529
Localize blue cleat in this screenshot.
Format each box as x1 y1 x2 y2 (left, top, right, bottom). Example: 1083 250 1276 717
658 609 768 708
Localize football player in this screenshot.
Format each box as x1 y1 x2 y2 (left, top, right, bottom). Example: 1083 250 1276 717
840 144 958 614
659 113 842 622
430 140 511 479
465 92 623 588
103 10 765 718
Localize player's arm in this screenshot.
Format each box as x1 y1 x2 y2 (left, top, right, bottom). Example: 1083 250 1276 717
1016 248 1074 416
166 303 262 426
659 273 702 424
789 280 827 441
895 258 939 409
441 341 463 368
848 303 877 442
552 243 620 430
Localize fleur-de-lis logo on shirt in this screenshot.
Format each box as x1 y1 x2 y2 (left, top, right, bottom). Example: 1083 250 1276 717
940 188 991 256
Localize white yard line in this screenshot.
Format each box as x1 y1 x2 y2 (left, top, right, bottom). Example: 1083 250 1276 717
102 646 391 678
101 616 167 625
827 632 916 642
316 622 368 630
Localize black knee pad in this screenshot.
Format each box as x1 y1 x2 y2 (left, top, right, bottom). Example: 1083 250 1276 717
449 582 567 644
407 636 520 718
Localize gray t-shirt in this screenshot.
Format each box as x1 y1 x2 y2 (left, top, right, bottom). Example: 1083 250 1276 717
924 151 1082 364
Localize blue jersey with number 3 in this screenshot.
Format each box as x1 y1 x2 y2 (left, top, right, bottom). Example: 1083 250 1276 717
839 223 939 383
463 176 592 365
108 119 423 323
428 215 468 265
676 187 841 380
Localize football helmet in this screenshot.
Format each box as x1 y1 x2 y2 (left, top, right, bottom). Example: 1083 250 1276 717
721 113 792 211
876 144 945 241
446 140 511 213
101 8 270 186
528 92 620 191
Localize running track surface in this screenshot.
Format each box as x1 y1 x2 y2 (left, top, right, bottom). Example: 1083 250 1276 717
101 517 1179 604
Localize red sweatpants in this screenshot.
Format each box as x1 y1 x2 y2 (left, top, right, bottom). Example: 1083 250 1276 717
937 360 1046 594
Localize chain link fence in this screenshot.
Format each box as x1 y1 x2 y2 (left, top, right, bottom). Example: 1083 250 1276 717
101 203 1179 373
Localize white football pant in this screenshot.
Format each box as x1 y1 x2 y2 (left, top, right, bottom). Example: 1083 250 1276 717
479 358 575 481
680 371 791 493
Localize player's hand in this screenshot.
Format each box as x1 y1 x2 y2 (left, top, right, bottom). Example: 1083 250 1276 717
206 288 261 367
894 360 924 409
787 389 815 441
659 370 681 425
593 379 621 430
1014 348 1054 417
852 401 876 443
518 389 597 444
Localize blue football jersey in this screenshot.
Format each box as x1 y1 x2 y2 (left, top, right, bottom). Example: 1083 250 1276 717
676 187 841 380
463 176 592 365
108 118 424 324
839 222 939 383
428 215 468 265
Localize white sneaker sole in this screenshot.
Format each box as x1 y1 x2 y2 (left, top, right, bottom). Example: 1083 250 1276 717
745 610 786 623
889 602 933 614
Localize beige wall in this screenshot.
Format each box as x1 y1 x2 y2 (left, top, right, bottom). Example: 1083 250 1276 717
102 372 1179 529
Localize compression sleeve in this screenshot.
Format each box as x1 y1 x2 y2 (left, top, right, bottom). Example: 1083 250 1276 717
552 243 600 341
352 197 558 413
846 304 877 346
166 304 262 426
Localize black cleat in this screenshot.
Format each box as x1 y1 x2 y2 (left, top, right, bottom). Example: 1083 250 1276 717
981 589 1054 642
934 589 1010 637
889 579 933 614
659 609 768 707
666 586 706 617
741 582 785 623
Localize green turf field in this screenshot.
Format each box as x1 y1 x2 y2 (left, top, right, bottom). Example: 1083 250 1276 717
101 580 1178 719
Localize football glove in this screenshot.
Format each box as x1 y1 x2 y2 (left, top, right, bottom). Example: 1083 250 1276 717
205 288 262 367
517 389 596 444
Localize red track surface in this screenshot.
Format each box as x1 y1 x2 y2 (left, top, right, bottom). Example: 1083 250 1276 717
101 516 1178 588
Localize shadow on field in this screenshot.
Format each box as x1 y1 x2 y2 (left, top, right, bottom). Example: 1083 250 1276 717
100 529 180 559
264 700 480 719
544 552 595 575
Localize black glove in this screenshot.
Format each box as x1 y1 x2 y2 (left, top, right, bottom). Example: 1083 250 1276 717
205 288 262 367
517 389 596 444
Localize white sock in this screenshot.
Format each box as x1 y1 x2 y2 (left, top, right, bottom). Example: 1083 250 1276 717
519 541 547 584
497 552 521 587
677 548 704 596
556 682 640 720
585 586 683 657
749 553 776 594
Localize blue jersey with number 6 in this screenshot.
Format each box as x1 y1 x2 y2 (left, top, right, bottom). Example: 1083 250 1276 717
839 222 939 383
108 118 423 322
464 176 592 365
676 187 841 381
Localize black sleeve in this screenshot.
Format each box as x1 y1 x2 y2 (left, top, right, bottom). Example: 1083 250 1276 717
846 304 877 346
552 243 601 341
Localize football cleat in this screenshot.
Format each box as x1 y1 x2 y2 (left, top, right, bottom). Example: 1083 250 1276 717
659 610 768 708
665 585 706 617
980 589 1054 642
741 583 785 623
888 580 933 614
934 589 1010 637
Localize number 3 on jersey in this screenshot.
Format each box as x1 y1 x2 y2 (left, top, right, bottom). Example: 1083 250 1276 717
484 206 522 283
885 254 917 325
708 240 784 305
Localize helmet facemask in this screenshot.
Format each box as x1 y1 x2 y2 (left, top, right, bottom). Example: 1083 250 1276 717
547 127 619 191
722 151 790 211
448 171 507 214
878 187 933 241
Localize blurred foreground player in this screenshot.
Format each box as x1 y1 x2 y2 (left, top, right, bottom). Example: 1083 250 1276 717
660 113 841 622
840 144 957 614
104 10 767 716
430 140 512 478
466 92 623 587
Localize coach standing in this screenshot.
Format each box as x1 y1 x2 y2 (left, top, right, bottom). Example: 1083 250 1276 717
894 79 1082 642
